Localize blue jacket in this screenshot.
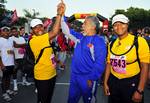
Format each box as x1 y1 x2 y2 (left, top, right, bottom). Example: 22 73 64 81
70 29 107 80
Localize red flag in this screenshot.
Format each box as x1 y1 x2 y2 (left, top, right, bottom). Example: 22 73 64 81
43 19 52 28
11 9 18 23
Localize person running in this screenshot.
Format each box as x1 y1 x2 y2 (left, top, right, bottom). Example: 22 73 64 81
0 26 15 102
104 14 150 103
61 14 107 103
29 2 65 103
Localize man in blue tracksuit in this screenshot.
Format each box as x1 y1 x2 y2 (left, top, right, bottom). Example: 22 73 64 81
61 16 107 103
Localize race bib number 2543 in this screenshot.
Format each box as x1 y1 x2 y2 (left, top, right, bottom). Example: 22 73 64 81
110 55 127 74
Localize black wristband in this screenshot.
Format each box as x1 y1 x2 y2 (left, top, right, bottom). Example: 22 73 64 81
136 89 144 95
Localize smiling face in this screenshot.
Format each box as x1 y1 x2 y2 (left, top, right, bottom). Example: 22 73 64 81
32 24 44 36
19 28 25 36
11 29 18 37
82 18 96 36
1 29 10 38
113 22 128 38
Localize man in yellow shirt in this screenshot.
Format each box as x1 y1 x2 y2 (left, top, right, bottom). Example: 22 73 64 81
29 2 66 103
104 14 149 103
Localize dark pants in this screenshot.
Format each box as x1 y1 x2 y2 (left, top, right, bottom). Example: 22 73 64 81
13 59 24 79
35 76 56 103
108 74 144 103
1 66 14 93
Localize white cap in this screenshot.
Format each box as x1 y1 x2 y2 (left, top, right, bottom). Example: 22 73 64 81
30 19 43 28
1 26 10 31
112 14 129 25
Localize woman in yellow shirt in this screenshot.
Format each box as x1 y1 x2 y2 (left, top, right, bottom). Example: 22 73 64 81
29 2 65 103
104 14 149 103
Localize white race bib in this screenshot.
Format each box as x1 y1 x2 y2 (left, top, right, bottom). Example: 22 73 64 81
110 55 127 74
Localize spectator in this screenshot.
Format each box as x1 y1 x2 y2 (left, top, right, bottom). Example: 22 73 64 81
0 26 15 102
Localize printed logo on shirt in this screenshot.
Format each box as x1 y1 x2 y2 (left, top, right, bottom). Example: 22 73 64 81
110 55 127 74
87 43 93 48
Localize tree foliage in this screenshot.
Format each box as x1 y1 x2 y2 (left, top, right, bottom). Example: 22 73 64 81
0 0 7 3
23 9 40 19
13 17 28 26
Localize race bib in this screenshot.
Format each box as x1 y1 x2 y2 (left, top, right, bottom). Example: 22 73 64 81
50 54 56 67
18 48 25 54
110 55 127 74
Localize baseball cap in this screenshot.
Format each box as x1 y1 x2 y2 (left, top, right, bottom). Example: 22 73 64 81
112 14 129 25
1 26 10 32
30 19 43 28
144 27 150 34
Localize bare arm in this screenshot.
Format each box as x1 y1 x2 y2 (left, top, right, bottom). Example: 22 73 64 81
48 3 66 40
132 62 149 102
13 41 26 48
104 63 111 95
48 15 61 40
138 62 149 91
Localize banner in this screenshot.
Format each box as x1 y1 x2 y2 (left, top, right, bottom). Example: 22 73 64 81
11 9 18 23
43 18 52 28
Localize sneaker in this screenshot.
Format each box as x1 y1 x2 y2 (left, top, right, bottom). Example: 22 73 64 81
58 65 65 71
22 81 31 86
58 67 65 71
13 86 18 91
13 91 18 95
6 90 14 95
2 93 12 101
35 88 37 93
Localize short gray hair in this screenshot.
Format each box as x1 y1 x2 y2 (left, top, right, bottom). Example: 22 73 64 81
86 16 100 33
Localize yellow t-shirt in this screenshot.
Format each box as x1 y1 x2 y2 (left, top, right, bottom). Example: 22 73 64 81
30 33 56 80
107 34 150 79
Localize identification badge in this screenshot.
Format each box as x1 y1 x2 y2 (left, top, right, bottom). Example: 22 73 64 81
50 54 56 67
110 55 127 74
18 48 25 54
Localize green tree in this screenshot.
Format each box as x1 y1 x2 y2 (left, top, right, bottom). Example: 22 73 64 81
0 0 7 3
13 17 27 26
0 8 5 17
23 9 40 19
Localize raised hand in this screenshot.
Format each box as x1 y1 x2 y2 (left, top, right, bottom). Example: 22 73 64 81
57 1 66 16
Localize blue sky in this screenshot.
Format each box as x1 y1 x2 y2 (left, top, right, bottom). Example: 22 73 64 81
5 0 150 19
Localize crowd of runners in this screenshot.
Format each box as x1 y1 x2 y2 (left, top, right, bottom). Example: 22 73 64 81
0 1 150 103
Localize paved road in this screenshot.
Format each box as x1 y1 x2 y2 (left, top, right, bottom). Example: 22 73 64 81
0 56 150 103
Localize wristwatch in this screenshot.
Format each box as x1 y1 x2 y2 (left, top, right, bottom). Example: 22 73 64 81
136 89 144 95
